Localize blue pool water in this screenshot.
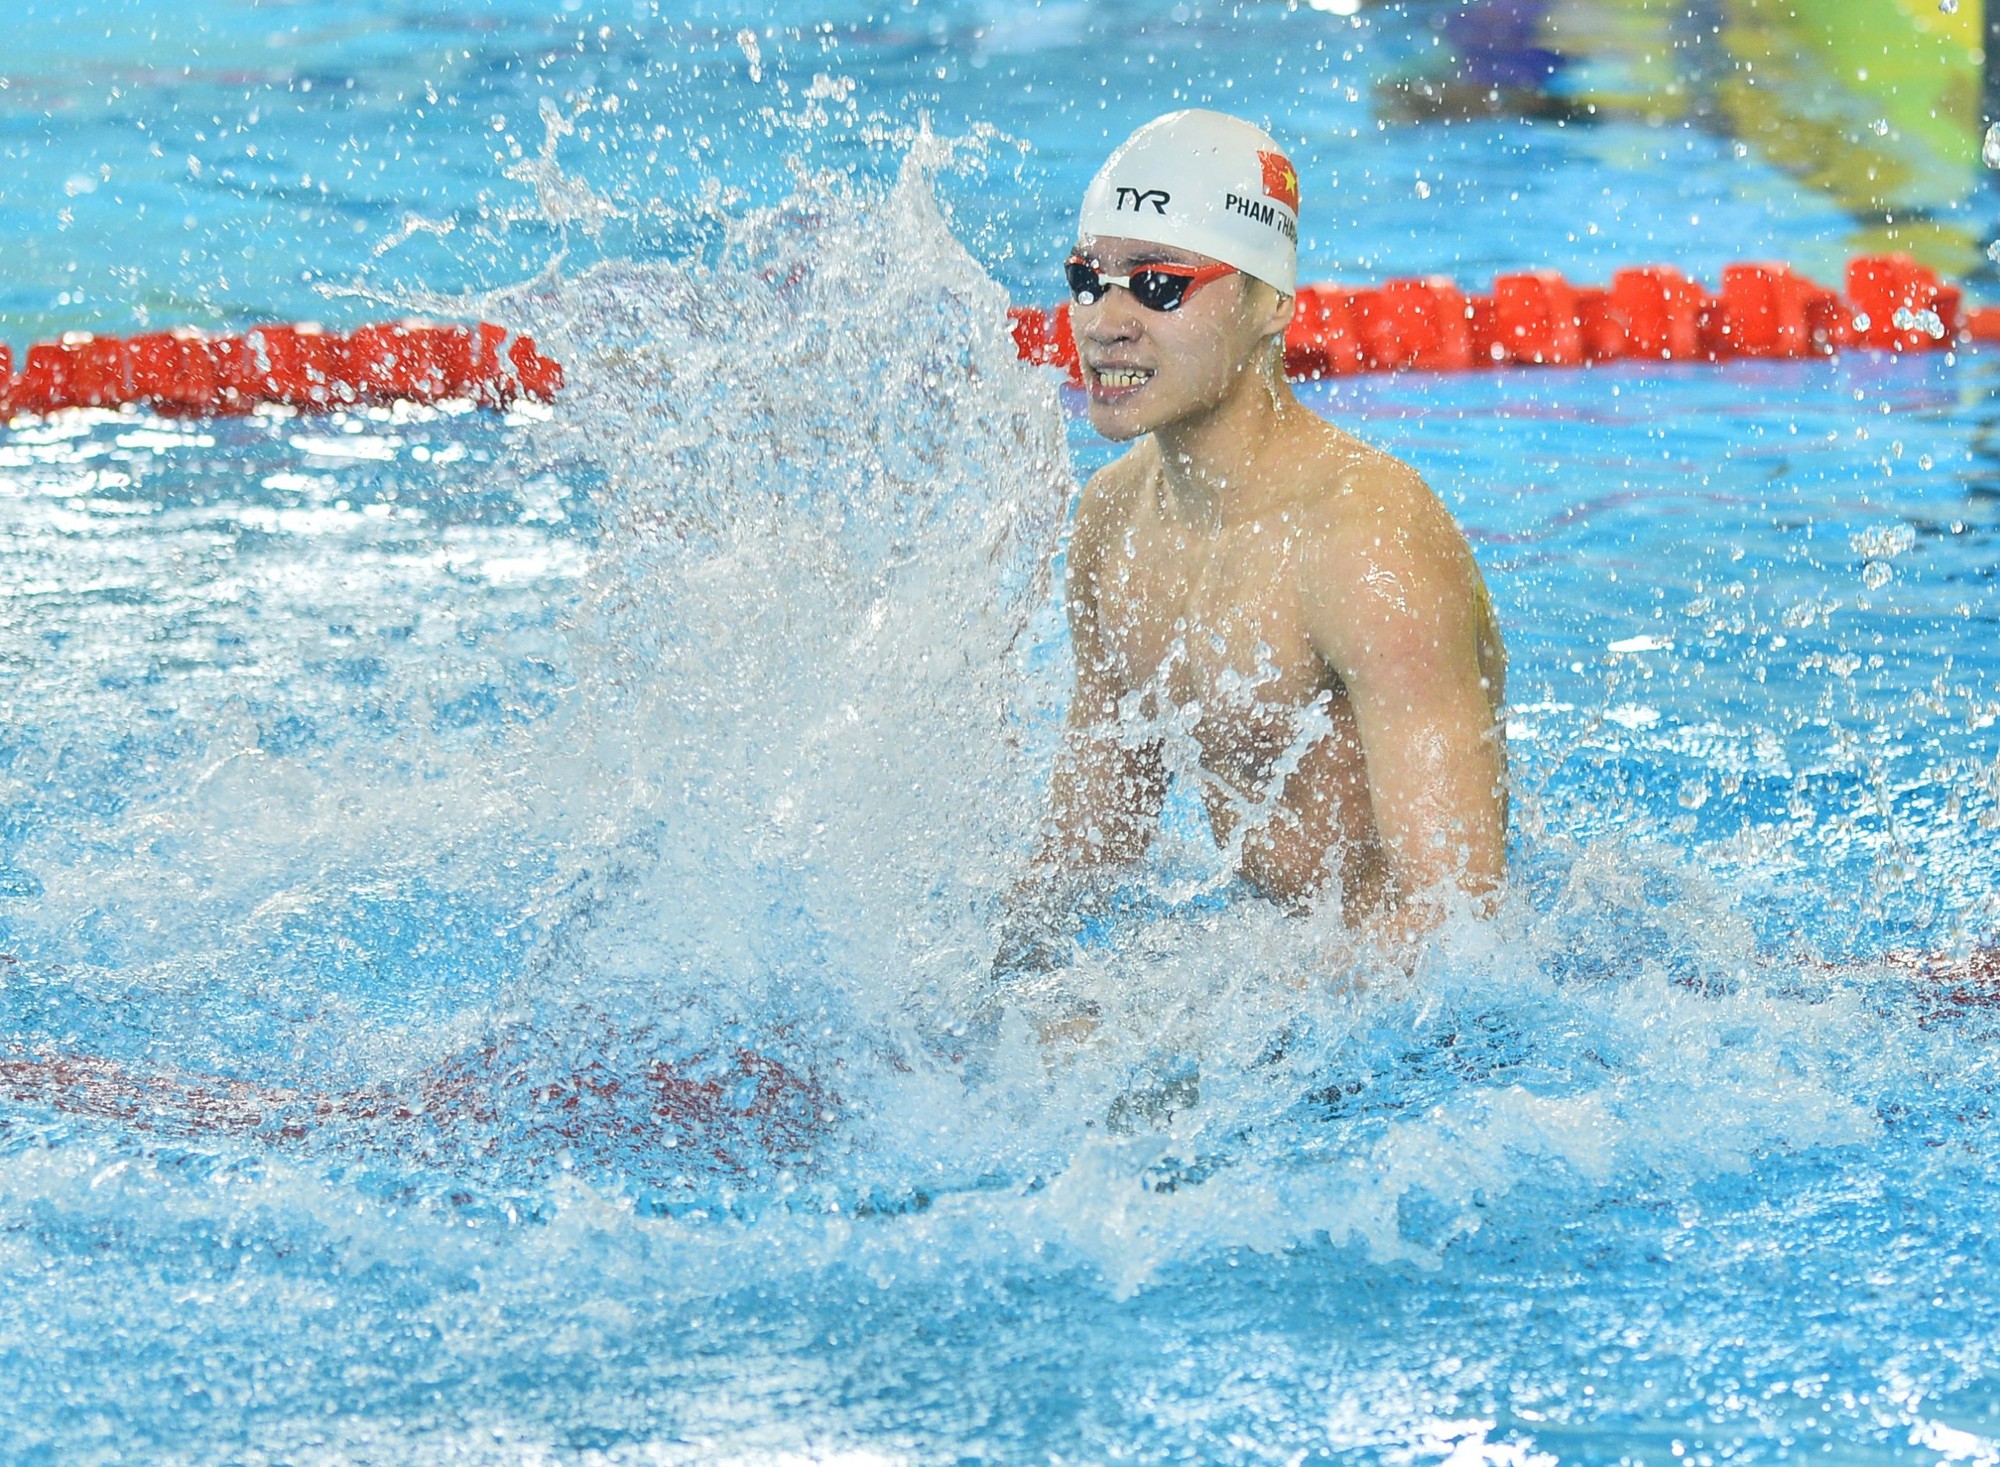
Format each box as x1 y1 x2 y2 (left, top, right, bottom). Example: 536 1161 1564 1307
5 2 2000 1462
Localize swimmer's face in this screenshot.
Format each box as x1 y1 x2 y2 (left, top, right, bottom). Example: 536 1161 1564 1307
1069 235 1294 442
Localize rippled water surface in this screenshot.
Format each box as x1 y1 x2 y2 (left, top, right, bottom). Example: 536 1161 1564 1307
4 2 2000 1463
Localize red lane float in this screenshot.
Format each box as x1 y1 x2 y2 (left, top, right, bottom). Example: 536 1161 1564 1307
1010 252 1997 386
4 254 1990 420
0 320 564 419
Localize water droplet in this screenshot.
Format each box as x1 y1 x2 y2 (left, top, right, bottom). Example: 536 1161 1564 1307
1891 306 1946 339
1850 522 1916 559
1918 454 1934 471
1984 121 2000 169
1862 560 1893 591
1941 0 1960 13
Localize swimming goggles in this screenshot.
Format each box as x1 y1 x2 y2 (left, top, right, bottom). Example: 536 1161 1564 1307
1065 255 1239 312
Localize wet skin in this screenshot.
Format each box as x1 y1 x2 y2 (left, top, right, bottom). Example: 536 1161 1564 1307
1035 236 1508 937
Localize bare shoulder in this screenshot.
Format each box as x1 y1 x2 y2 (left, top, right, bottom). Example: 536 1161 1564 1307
1283 414 1471 584
1281 411 1504 695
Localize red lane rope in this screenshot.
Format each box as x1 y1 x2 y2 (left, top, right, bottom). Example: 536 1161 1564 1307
3 252 1988 420
0 320 564 419
1011 252 2000 384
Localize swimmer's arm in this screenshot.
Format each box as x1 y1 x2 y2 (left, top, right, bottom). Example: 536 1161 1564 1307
1300 505 1508 938
1039 470 1167 872
995 474 1166 973
1037 655 1166 873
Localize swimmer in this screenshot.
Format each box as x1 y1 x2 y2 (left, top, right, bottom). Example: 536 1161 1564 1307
999 110 1509 972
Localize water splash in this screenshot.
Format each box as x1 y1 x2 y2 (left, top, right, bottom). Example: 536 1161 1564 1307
11 120 2000 1463
4 129 1996 1311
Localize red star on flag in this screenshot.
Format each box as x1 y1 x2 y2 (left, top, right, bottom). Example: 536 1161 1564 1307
1259 150 1299 212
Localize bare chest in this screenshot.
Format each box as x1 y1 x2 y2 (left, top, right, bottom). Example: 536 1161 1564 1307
1090 523 1341 780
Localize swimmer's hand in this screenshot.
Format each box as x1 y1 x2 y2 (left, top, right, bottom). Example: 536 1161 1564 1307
980 870 1114 1048
988 866 1095 982
969 965 1102 1050
1034 1002 1101 1047
988 909 1068 980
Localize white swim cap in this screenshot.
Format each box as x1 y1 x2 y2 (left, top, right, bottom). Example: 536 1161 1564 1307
1078 109 1300 295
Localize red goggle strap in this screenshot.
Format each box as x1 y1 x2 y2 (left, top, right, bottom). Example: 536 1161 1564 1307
1067 257 1238 289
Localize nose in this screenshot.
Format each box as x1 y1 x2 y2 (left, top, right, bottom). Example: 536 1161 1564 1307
1076 288 1146 345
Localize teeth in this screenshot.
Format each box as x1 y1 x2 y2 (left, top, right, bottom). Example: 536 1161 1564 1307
1095 368 1153 389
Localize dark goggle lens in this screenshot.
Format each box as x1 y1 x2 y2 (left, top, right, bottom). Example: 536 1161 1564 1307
1128 271 1193 311
1065 259 1105 304
1065 260 1195 312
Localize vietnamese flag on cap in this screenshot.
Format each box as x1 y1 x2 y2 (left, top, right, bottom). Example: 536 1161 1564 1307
1259 150 1299 212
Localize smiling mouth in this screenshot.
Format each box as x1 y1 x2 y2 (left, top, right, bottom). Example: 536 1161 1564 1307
1089 365 1155 395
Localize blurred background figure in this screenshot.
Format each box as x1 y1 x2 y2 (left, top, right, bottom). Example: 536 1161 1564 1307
1379 0 1994 270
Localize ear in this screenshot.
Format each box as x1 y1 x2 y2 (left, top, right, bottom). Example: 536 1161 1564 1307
1244 279 1295 343
1267 290 1297 341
